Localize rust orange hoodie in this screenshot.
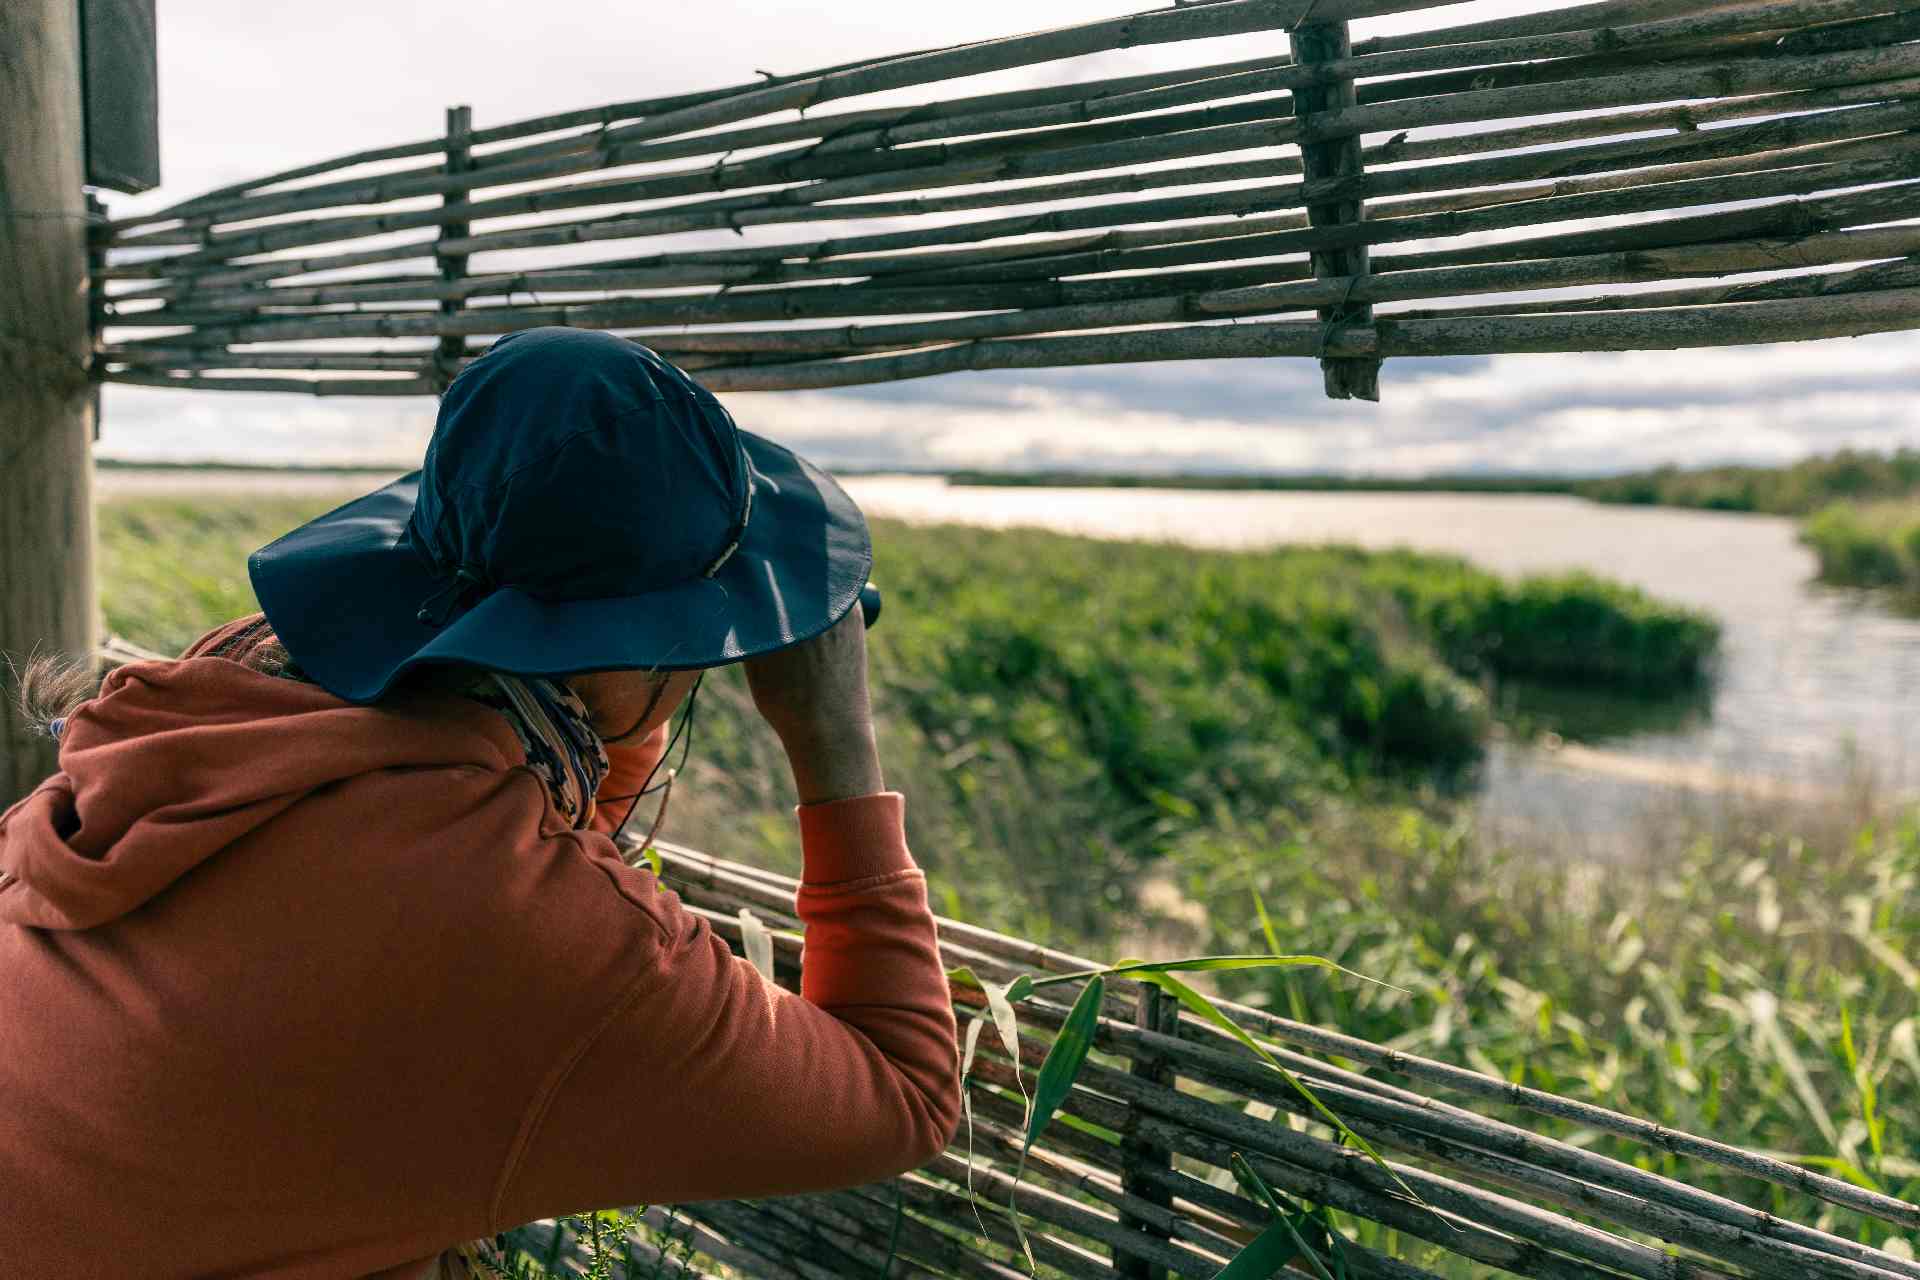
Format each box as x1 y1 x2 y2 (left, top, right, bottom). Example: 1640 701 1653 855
0 620 962 1278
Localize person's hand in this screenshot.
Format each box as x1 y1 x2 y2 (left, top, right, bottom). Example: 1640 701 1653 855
742 605 884 805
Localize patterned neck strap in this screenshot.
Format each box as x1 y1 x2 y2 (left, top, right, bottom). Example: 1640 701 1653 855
471 674 610 830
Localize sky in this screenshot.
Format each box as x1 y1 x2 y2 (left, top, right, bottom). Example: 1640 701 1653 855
95 0 1920 475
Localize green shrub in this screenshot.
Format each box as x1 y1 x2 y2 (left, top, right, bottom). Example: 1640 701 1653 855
1579 448 1920 516
1801 503 1920 588
1351 556 1719 693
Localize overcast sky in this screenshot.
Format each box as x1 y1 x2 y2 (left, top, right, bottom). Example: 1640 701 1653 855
97 0 1920 475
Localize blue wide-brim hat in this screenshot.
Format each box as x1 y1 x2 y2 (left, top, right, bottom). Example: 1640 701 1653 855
248 328 872 704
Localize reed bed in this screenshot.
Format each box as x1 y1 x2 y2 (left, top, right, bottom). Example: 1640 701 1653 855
92 0 1920 401
488 835 1919 1279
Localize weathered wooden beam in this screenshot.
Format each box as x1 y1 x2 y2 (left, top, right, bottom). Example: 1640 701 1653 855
1115 984 1182 1280
435 104 473 392
0 0 96 805
1291 16 1381 401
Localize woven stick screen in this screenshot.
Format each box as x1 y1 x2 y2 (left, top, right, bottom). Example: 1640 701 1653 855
490 837 1920 1280
97 0 1920 403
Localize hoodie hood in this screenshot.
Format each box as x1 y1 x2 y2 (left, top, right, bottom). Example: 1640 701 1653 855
0 652 521 931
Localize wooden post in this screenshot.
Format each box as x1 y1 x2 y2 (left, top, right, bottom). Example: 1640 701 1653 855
1114 984 1180 1279
1291 18 1382 401
435 105 473 391
1 0 97 806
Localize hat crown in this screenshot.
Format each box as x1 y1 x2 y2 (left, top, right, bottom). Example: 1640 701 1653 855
409 329 750 609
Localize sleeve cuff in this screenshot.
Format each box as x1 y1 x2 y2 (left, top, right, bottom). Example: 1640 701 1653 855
796 791 913 885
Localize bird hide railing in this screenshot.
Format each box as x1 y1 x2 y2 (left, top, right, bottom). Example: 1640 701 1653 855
92 0 1920 403
503 834 1920 1279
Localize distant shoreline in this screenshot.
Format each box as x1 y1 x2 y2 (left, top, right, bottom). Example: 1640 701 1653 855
942 469 1583 495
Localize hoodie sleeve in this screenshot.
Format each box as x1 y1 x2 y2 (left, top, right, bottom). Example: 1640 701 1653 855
491 790 961 1227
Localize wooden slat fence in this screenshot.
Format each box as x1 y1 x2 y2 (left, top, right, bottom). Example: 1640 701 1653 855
473 835 1920 1279
90 0 1920 402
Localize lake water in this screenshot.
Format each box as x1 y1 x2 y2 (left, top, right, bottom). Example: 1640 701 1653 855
840 477 1920 847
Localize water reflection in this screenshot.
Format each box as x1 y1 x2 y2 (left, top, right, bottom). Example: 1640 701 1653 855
1493 677 1714 744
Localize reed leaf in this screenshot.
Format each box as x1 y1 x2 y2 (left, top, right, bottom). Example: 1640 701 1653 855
1214 1217 1304 1280
1008 974 1105 1273
1029 954 1398 991
736 908 774 982
1231 1152 1339 1280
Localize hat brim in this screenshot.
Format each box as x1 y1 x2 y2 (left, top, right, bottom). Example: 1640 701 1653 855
247 431 871 705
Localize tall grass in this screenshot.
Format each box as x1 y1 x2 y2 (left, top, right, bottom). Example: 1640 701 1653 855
1801 501 1920 592
1174 796 1920 1244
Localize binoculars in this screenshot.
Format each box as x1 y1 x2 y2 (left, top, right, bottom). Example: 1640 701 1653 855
858 582 883 629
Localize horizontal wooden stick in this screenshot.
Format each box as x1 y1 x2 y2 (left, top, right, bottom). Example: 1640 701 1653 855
680 1199 914 1280
624 42 1920 225
109 82 1312 252
691 287 1920 389
1354 0 1782 55
884 152 1920 287
661 842 1920 1238
136 262 773 312
974 995 1920 1280
111 0 1773 232
492 54 1284 171
112 86 1315 265
358 108 1903 302
122 0 1874 237
102 369 437 395
99 287 1920 396
101 171 1920 356
1299 35 1920 146
803 1188 1037 1280
749 1196 985 1280
1309 1093 1920 1280
550 224 1906 355
673 839 1920 1270
1389 256 1920 321
100 348 442 372
871 1173 1116 1280
589 0 1455 146
106 75 1919 293
117 35 998 226
469 121 1917 297
969 1046 1701 1280
104 181 1920 347
125 30 1920 276
125 58 1307 235
101 118 1920 314
1779 4 1920 54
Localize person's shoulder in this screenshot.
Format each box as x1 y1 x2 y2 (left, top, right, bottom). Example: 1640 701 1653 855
324 762 676 947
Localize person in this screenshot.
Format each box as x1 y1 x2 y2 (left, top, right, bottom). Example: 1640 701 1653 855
0 328 963 1278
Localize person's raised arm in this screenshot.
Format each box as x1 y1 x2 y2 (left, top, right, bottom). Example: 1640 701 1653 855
491 608 960 1226
741 602 887 807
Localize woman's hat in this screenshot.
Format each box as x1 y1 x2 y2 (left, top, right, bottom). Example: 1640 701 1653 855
248 327 872 704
